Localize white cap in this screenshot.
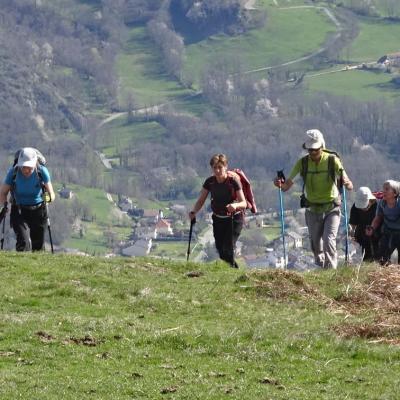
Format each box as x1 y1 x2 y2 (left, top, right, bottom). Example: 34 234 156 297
303 129 326 150
17 147 38 168
355 187 375 209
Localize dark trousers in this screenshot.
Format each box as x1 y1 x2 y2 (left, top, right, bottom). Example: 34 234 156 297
212 213 243 267
10 204 47 252
379 229 400 265
356 233 380 262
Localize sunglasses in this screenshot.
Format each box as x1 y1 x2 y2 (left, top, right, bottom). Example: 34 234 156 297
308 147 322 153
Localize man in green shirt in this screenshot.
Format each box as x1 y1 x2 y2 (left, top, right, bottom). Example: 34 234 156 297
274 129 353 269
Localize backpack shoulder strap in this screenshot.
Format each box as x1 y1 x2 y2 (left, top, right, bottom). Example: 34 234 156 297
327 154 336 183
300 155 308 193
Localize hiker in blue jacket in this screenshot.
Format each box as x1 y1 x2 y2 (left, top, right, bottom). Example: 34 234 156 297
0 148 55 251
189 154 247 268
366 180 400 265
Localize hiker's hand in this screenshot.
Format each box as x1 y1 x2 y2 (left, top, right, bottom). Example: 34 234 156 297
342 176 353 190
189 211 196 221
226 203 237 213
43 192 52 203
365 226 374 237
273 177 284 188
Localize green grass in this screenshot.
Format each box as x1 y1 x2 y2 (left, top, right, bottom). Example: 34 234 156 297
184 5 335 82
116 26 192 107
1 254 400 399
98 120 166 157
151 241 188 259
346 18 400 63
306 69 400 101
305 15 400 100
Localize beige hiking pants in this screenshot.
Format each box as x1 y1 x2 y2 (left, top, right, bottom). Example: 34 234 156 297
305 206 341 269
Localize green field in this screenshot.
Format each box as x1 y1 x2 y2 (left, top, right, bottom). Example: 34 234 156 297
346 19 400 62
98 120 166 158
184 5 335 82
306 69 400 101
1 254 400 399
116 26 192 107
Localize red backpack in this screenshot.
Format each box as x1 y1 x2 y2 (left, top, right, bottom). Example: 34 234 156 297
227 169 257 213
373 191 384 199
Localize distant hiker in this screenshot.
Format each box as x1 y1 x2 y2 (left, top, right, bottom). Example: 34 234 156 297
189 154 247 268
349 187 380 262
366 180 400 265
0 147 55 252
274 129 353 269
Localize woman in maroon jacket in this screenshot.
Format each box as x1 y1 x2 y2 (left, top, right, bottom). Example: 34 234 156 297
189 154 246 268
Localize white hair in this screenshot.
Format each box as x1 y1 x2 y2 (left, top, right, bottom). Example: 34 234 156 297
384 180 400 196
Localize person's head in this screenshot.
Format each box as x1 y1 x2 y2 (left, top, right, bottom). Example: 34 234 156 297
209 153 228 178
383 180 400 200
17 148 38 177
302 129 325 161
354 187 376 210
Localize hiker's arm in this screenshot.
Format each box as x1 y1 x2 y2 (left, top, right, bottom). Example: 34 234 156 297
43 182 56 202
273 177 294 192
366 215 383 236
189 188 208 219
0 184 11 205
341 171 353 190
227 189 246 213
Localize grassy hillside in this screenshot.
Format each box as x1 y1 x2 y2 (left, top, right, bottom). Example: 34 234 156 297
306 69 400 101
116 26 193 107
1 253 400 399
184 5 335 82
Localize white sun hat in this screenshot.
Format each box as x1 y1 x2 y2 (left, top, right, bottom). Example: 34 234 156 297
355 186 375 209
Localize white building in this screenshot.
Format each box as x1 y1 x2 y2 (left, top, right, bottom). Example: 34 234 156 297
122 239 152 257
156 219 173 235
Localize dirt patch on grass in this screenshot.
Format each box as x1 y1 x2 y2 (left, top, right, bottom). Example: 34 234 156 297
333 266 400 343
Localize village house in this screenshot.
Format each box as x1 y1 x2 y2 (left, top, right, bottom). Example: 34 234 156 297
287 231 303 249
244 251 286 269
58 186 73 199
133 226 157 240
141 209 163 224
122 239 152 257
156 219 173 236
377 52 400 68
118 197 133 212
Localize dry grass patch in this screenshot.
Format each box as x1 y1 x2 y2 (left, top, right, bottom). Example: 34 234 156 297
241 270 324 301
334 266 400 343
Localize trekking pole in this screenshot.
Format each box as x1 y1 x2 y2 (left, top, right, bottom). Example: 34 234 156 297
277 170 287 269
186 216 196 261
341 185 349 265
43 194 54 254
230 214 237 268
0 202 7 250
0 211 6 250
